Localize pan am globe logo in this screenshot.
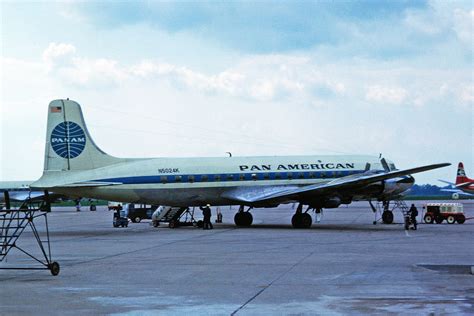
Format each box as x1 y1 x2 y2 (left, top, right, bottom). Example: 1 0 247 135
50 121 86 158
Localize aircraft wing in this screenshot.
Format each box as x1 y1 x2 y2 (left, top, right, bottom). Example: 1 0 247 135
227 163 450 204
438 179 455 185
1 190 67 203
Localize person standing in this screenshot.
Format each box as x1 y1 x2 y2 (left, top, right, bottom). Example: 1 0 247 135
409 204 418 230
200 204 213 230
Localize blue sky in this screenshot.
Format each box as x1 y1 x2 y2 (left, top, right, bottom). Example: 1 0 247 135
1 0 472 184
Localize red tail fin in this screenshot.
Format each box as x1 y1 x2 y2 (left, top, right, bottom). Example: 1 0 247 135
455 162 470 184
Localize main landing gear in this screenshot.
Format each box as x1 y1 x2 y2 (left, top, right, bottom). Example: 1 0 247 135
292 204 314 229
234 206 253 227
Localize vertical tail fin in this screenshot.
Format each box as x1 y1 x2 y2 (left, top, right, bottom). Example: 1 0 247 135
455 162 468 185
43 99 122 172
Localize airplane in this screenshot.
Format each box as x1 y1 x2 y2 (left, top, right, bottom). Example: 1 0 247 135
30 99 450 228
439 162 474 199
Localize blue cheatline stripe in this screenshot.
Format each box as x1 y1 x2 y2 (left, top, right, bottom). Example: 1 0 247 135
91 170 366 185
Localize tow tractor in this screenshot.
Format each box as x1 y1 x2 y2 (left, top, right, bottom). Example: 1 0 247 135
423 203 466 224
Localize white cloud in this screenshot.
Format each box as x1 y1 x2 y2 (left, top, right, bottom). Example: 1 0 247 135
42 42 76 64
59 57 127 87
365 85 408 105
452 8 474 46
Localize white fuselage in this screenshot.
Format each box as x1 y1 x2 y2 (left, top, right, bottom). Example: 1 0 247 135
32 155 411 206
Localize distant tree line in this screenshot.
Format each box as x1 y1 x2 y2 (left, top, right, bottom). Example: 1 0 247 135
407 184 450 196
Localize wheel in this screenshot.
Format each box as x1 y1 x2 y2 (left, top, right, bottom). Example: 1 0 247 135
234 212 252 226
424 214 433 224
446 215 455 224
49 262 60 276
435 216 444 224
134 216 141 223
153 221 159 227
234 213 243 226
292 213 302 228
113 223 119 228
300 213 312 228
382 211 394 224
89 205 96 211
457 215 465 224
197 220 204 228
243 212 253 226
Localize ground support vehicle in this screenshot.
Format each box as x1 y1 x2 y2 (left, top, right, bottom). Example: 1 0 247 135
152 207 203 228
128 204 157 223
423 203 465 224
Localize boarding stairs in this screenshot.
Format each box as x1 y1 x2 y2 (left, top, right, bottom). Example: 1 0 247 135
154 207 200 228
0 192 60 275
370 199 409 224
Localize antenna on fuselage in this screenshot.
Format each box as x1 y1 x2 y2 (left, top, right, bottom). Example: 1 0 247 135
226 152 232 157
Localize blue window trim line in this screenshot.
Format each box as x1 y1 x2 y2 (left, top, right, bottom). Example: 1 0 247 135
92 170 366 185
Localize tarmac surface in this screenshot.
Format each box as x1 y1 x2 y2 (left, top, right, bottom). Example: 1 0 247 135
1 200 473 315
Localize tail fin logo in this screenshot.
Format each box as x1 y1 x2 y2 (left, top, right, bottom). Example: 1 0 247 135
50 121 86 158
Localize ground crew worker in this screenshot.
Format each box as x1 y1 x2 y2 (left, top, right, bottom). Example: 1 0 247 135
75 199 81 212
200 204 213 230
409 204 418 230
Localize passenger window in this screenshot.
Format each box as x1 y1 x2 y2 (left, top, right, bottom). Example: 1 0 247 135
239 174 245 181
227 174 234 181
201 175 208 182
287 173 293 179
275 173 281 179
160 176 167 184
251 173 257 180
214 175 221 181
188 175 194 183
175 175 182 182
263 173 269 180
298 173 305 179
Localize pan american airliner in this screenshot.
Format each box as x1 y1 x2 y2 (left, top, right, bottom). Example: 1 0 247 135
31 99 449 228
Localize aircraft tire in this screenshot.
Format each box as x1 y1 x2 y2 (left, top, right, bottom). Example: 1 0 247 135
234 212 252 227
292 214 302 228
457 215 465 224
243 212 253 226
382 211 393 224
49 262 60 276
134 216 141 223
301 213 312 228
89 205 96 211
